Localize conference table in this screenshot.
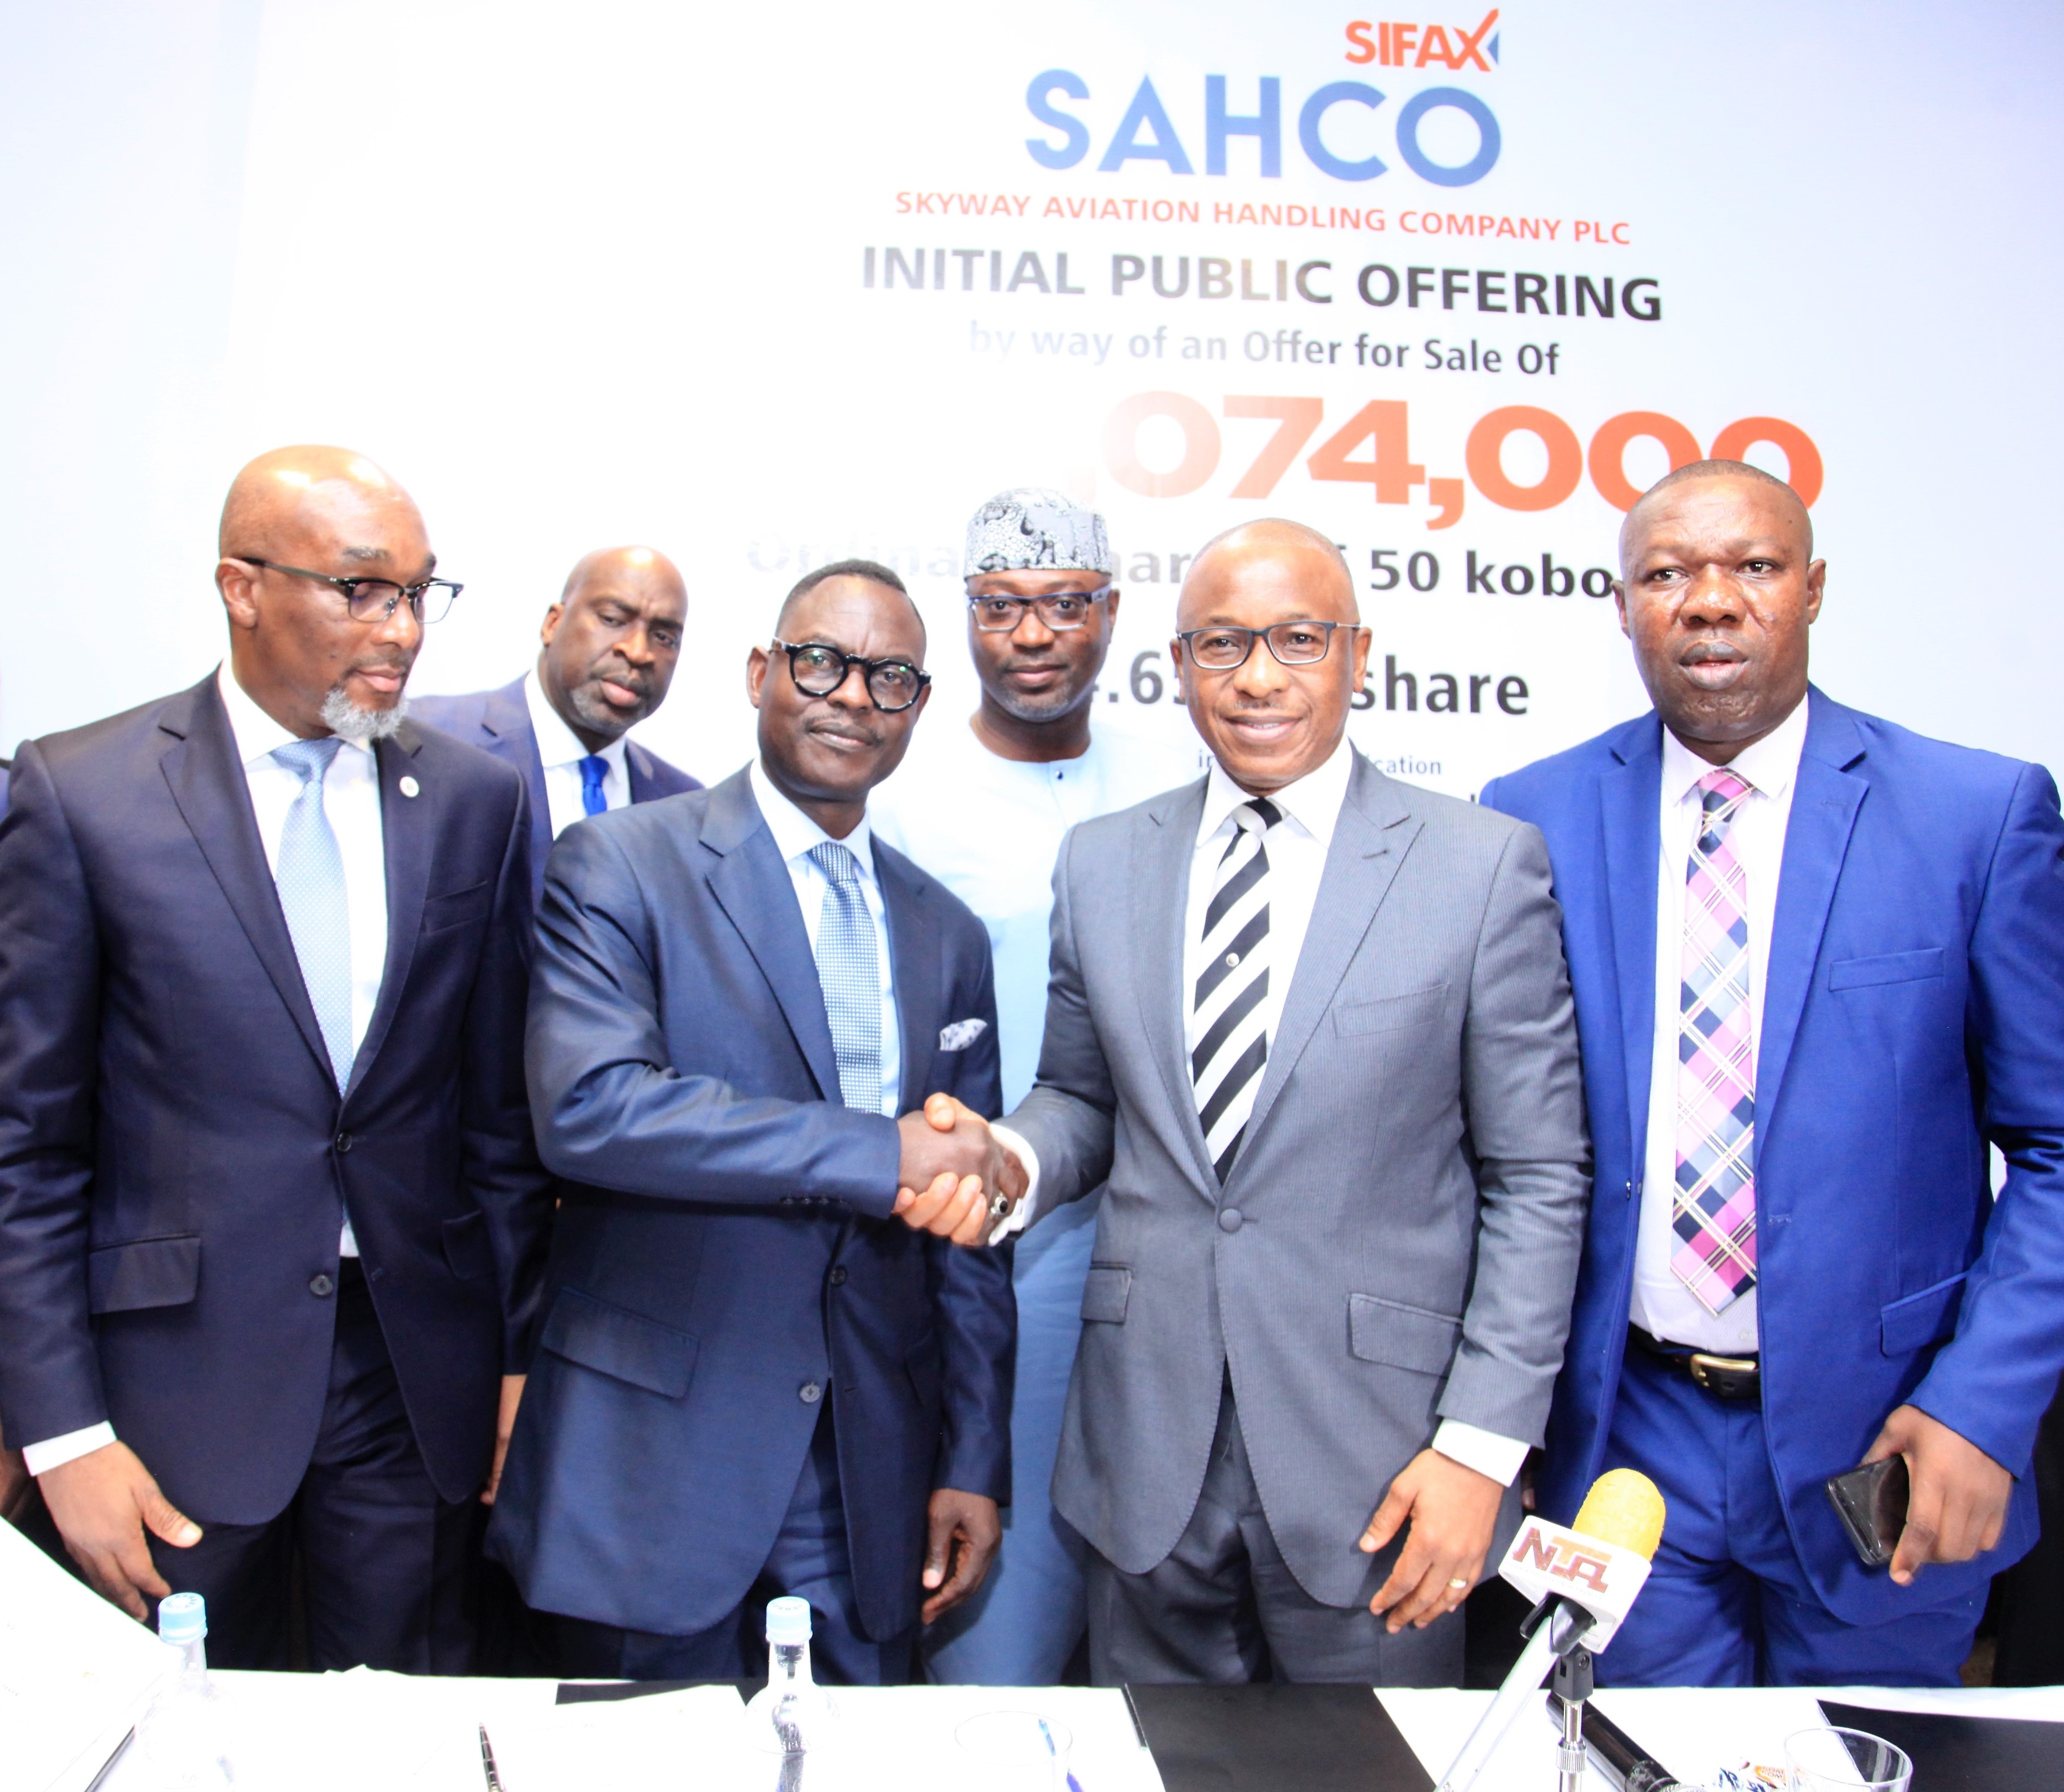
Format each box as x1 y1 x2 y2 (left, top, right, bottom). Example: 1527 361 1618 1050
95 1670 2064 1790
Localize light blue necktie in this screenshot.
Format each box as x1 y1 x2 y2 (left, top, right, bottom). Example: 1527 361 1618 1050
271 738 355 1091
808 841 882 1114
579 754 609 816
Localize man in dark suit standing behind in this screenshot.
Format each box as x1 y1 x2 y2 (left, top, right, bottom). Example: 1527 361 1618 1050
0 446 553 1670
489 559 1017 1682
411 546 700 906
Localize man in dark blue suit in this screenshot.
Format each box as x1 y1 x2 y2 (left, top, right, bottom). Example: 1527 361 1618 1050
0 446 553 1670
1482 462 2064 1686
489 558 1018 1682
411 546 700 907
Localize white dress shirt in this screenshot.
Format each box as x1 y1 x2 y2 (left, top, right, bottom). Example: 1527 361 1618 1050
873 719 1202 1109
1630 697 1810 1354
26 664 391 1477
526 667 630 838
996 736 1526 1488
749 758 902 1117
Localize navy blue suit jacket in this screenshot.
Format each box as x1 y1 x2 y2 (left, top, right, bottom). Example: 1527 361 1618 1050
0 676 554 1520
487 766 1013 1641
409 675 701 908
1482 690 2064 1623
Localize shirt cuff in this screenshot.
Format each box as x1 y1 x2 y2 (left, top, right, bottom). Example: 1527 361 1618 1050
985 1123 1041 1242
23 1422 117 1478
1432 1420 1529 1488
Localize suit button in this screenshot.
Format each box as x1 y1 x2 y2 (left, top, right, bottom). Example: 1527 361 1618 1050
799 1382 824 1404
1218 1208 1243 1234
335 1132 354 1154
309 1273 336 1298
828 1266 848 1287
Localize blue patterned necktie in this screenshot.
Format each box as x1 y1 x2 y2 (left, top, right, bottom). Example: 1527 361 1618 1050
807 841 882 1114
579 754 609 816
271 738 355 1091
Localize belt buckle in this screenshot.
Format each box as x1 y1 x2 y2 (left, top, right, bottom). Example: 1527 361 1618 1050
1687 1351 1756 1397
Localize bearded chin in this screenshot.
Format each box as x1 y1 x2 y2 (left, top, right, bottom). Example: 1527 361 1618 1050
320 686 408 742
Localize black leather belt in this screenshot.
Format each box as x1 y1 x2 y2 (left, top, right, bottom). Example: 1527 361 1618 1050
1626 1325 1760 1400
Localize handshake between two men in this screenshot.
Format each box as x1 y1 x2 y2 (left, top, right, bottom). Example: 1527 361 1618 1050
891 1094 1026 1246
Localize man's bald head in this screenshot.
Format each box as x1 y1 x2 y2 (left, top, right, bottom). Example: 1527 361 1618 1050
1620 459 1810 572
1179 519 1359 630
215 446 435 742
219 444 425 564
539 544 690 748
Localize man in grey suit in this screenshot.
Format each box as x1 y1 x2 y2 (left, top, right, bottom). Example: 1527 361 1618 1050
942 518 1590 1684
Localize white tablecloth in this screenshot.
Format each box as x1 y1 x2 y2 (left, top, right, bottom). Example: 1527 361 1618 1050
94 1672 2064 1792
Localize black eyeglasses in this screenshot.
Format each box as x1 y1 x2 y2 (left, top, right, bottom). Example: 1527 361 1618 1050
236 556 463 624
1176 620 1343 671
771 638 930 712
968 586 1112 633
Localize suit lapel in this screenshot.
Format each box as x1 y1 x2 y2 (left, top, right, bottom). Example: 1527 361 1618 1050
482 676 553 882
1600 716 1663 1169
877 847 941 1114
1133 780 1218 1192
626 742 655 806
1241 754 1418 1150
347 728 433 1098
701 770 843 1102
1755 690 1865 1144
158 676 332 1084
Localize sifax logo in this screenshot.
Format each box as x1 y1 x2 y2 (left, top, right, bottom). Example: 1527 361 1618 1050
1346 12 1501 72
1510 1522 1615 1594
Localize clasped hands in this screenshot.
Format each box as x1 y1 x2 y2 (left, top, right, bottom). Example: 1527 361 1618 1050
892 1093 1026 1246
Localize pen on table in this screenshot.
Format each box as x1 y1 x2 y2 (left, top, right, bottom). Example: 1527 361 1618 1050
479 1722 503 1792
1037 1715 1086 1792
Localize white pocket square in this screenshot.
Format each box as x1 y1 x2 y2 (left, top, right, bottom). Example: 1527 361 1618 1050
938 1018 989 1052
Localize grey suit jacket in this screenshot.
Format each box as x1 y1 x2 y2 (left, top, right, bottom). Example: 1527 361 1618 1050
1008 748 1591 1605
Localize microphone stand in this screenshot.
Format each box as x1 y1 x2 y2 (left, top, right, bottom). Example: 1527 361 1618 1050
1549 1643 1593 1792
1436 1600 1595 1792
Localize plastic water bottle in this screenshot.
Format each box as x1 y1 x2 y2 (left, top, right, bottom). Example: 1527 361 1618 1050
744 1596 839 1778
140 1592 232 1788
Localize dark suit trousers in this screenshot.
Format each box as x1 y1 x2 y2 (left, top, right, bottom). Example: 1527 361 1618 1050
556 1399 917 1685
1084 1376 1463 1686
145 1260 479 1672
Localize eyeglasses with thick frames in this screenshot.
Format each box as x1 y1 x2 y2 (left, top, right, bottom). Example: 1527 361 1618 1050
771 638 931 712
1176 620 1343 670
968 586 1113 632
236 557 464 624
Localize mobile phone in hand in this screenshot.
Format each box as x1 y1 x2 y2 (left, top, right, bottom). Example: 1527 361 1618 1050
1825 1456 1910 1568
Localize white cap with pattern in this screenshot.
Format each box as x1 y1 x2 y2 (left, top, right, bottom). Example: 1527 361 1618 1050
963 488 1112 578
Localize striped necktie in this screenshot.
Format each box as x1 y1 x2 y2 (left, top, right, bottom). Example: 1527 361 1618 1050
271 738 355 1092
808 840 883 1114
1190 796 1280 1182
1671 768 1758 1312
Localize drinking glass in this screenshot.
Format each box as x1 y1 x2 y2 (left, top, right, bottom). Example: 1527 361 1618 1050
1783 1726 1913 1792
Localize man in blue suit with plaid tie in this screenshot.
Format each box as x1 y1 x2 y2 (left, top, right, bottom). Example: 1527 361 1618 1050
1482 461 2064 1686
410 546 700 906
489 558 1019 1682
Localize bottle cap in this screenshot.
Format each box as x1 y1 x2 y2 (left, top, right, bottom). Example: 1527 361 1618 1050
158 1592 207 1644
765 1596 813 1644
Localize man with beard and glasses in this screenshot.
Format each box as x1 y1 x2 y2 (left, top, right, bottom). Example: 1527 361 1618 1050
0 446 553 1671
1481 462 2064 1686
874 489 1197 1685
413 546 700 908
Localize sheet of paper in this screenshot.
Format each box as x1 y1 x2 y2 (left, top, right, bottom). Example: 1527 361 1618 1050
0 1520 180 1792
1382 1685 1827 1790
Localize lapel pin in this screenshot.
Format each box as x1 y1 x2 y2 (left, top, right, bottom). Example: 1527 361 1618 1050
399 776 421 798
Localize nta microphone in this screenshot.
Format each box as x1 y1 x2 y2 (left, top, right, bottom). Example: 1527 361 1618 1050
1435 1469 1667 1792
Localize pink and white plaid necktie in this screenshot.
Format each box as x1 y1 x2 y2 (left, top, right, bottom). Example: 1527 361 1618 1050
1672 768 1758 1312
